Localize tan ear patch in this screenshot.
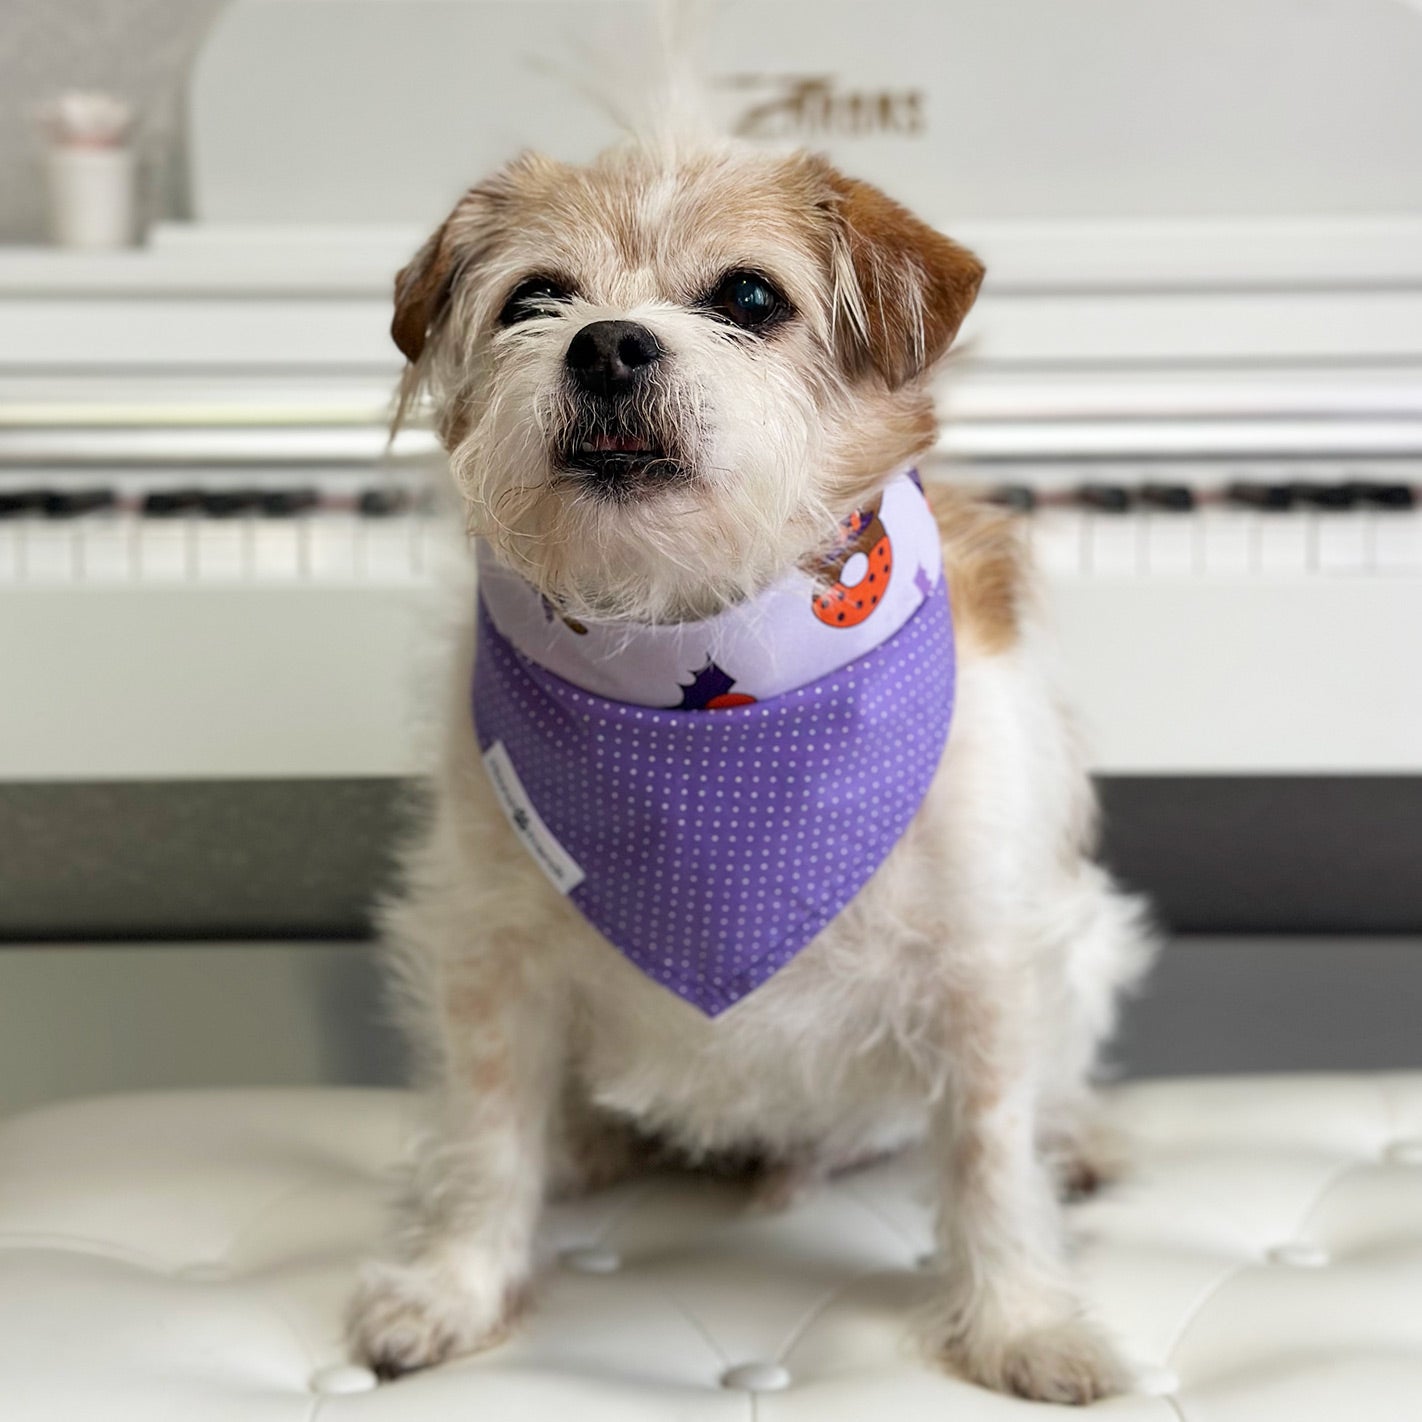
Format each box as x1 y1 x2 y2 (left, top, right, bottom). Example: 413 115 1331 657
826 171 984 388
390 153 569 366
391 219 459 365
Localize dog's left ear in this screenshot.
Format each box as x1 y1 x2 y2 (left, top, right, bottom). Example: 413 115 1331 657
821 168 985 389
391 218 459 366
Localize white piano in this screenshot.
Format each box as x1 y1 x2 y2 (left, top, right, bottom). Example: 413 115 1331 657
2 0 1420 936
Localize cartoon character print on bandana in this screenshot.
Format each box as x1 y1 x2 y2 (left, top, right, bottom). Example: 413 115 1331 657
811 496 893 628
674 659 757 711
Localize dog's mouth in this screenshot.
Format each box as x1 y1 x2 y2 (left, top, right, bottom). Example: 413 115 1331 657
556 417 686 500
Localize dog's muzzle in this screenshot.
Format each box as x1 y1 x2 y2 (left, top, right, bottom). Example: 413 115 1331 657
556 320 685 499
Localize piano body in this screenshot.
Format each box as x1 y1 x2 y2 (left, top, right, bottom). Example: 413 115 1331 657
2 0 1421 939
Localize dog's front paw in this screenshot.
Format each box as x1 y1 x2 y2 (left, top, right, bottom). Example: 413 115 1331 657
927 1293 1130 1405
346 1257 524 1380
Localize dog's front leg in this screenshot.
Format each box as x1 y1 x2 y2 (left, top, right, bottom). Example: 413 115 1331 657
348 932 565 1379
924 969 1130 1405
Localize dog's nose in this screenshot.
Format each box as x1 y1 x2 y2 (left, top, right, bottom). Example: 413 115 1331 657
565 320 663 395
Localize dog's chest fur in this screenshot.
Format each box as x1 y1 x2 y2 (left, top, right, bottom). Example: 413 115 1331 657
432 627 1075 1166
567 861 952 1162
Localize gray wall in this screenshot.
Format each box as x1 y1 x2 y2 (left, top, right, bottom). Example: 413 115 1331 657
2 937 1420 1119
0 0 229 243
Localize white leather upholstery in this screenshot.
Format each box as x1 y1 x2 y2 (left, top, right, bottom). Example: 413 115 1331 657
1 1075 1420 1419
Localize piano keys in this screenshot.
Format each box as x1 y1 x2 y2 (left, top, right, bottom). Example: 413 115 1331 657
2 465 1419 588
0 477 439 585
972 467 1422 579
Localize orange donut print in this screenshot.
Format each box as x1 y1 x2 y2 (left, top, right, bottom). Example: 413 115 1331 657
812 505 893 628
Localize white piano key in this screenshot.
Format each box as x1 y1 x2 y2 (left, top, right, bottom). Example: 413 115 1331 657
1030 509 1085 577
361 516 420 582
195 520 249 581
22 524 78 583
410 512 436 577
1142 514 1196 576
1199 507 1255 575
1085 513 1140 576
1314 511 1369 574
0 526 20 583
251 520 302 580
138 520 193 582
78 519 134 581
1373 510 1422 573
1256 513 1311 574
307 513 361 580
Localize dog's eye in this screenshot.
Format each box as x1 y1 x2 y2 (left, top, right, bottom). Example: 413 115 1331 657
703 270 788 331
498 276 572 326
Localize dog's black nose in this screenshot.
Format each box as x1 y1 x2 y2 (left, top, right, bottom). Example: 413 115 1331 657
565 320 663 395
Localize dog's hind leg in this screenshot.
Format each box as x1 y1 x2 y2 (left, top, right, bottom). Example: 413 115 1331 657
546 1077 659 1200
1038 863 1157 1198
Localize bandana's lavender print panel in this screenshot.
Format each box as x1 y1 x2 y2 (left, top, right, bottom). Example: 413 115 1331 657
476 470 942 709
472 582 955 1017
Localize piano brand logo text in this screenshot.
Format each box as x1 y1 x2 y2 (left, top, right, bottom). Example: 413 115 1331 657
722 75 925 141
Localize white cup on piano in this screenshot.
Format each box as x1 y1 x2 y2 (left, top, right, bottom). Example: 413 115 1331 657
45 146 136 250
39 91 138 250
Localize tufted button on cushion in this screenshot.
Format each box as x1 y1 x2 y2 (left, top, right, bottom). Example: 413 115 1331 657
1265 1241 1330 1268
1133 1364 1180 1396
1 1076 1421 1419
1385 1138 1422 1166
720 1361 793 1392
310 1364 379 1395
559 1245 622 1275
175 1260 232 1283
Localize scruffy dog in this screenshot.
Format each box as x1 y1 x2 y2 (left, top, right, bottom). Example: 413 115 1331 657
347 132 1154 1404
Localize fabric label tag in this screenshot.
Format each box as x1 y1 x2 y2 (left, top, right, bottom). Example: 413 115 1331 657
482 741 586 895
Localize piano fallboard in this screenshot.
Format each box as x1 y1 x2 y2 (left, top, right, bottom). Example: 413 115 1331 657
3 218 1420 779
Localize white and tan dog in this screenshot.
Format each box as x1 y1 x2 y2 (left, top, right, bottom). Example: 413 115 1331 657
347 132 1155 1405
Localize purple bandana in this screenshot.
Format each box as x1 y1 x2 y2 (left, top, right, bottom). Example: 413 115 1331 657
472 471 956 1016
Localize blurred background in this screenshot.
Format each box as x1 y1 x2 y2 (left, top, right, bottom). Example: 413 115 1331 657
1 0 1420 1115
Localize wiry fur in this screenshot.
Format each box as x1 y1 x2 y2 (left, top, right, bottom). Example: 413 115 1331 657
348 132 1156 1404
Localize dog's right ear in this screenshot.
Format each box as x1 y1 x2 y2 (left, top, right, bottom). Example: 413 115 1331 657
391 217 459 366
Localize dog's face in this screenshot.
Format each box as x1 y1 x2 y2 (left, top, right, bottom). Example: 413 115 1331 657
394 141 982 621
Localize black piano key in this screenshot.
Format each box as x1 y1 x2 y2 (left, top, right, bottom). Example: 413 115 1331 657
986 484 1037 513
1139 483 1196 512
257 487 319 517
1226 481 1295 510
142 488 205 517
1351 481 1416 510
199 488 264 518
0 489 48 518
42 488 116 518
1076 483 1132 513
358 488 409 517
1292 482 1359 509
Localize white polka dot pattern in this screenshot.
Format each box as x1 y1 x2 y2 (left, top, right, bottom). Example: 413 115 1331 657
472 583 956 1016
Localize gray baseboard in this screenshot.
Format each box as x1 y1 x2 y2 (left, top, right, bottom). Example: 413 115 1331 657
0 779 412 940
1097 777 1422 933
1 776 1419 941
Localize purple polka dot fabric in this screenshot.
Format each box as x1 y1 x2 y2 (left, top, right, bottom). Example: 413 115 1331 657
471 582 956 1017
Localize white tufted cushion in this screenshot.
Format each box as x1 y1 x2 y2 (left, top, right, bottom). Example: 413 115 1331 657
1 1076 1420 1419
